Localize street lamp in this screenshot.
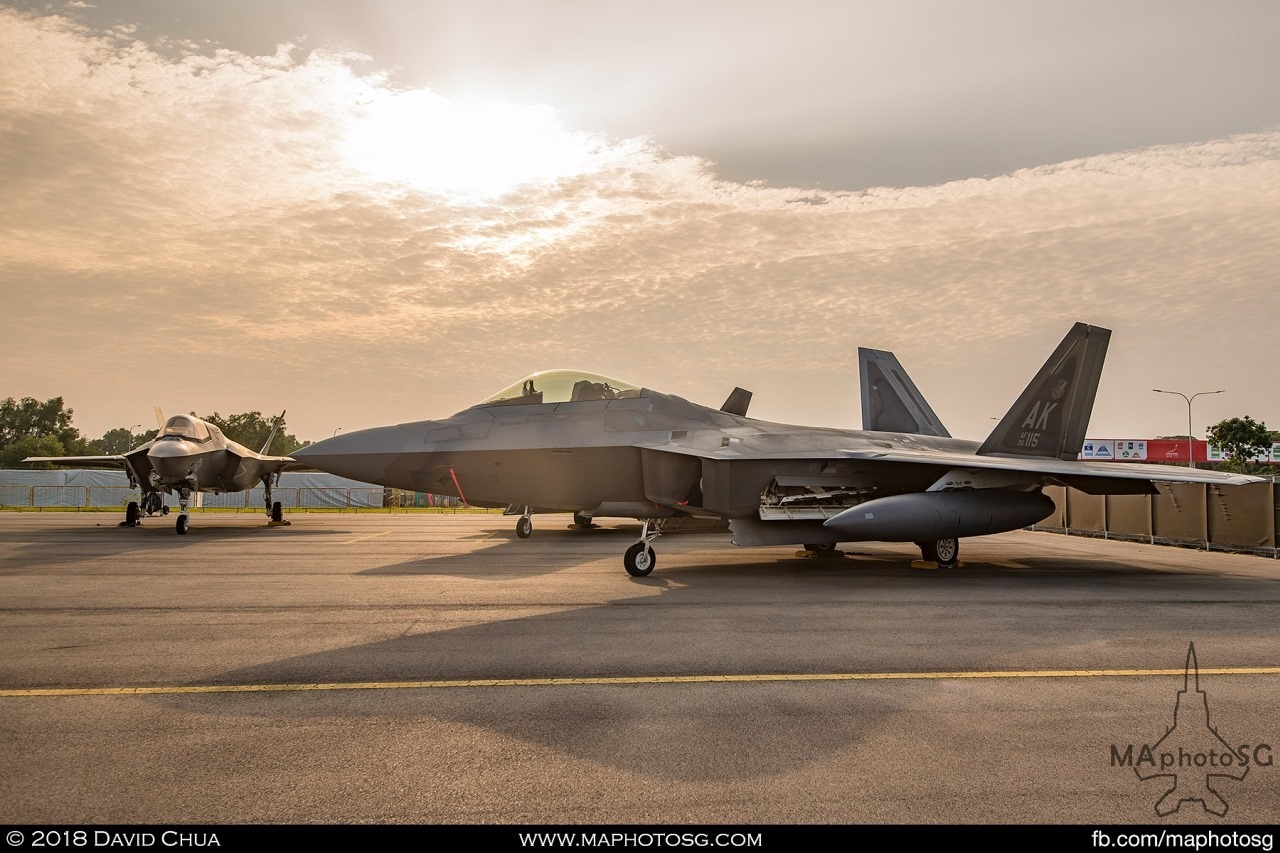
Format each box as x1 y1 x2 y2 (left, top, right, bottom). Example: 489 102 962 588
1152 389 1224 468
333 427 342 436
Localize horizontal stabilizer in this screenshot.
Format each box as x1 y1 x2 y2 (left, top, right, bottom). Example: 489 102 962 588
720 387 752 417
978 322 1110 460
858 348 949 437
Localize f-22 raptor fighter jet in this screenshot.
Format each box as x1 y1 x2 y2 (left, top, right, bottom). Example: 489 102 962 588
26 412 300 534
295 323 1259 576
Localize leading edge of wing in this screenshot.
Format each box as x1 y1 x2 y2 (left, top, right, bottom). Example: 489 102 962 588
21 455 130 466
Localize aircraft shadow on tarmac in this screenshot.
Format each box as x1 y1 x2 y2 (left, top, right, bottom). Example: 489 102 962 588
5 518 344 564
149 545 1280 782
356 519 1249 587
359 522 732 580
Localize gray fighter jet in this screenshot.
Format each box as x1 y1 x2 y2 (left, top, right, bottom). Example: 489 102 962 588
25 412 300 534
294 323 1259 576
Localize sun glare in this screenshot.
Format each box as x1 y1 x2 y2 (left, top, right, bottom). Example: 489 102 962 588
342 89 599 202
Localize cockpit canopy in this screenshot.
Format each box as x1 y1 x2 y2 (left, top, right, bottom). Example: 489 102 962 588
160 415 216 442
476 370 643 407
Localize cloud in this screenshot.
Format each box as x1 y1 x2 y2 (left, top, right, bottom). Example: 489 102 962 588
2 8 1277 442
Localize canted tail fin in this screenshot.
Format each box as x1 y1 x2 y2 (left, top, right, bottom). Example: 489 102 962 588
260 410 286 455
858 348 950 437
720 387 752 417
978 322 1110 460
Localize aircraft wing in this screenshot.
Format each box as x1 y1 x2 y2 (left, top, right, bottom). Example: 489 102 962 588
23 454 130 466
835 447 1262 490
641 441 1260 492
24 447 157 489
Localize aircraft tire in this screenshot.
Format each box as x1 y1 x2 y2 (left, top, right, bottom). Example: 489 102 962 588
803 543 837 555
124 501 140 527
933 537 959 569
161 506 170 516
176 514 190 535
271 501 283 523
624 542 656 577
516 516 533 538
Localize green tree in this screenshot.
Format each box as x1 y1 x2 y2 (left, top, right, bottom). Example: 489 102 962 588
198 411 308 455
1206 415 1272 472
86 427 145 455
0 396 86 462
0 434 69 467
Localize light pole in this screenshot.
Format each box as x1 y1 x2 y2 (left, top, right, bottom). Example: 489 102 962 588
1152 389 1224 468
333 428 342 436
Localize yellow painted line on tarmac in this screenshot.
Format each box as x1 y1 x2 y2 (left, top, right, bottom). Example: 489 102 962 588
341 530 392 545
3 666 1278 698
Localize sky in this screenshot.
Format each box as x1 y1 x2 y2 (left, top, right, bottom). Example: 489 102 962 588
2 0 1278 445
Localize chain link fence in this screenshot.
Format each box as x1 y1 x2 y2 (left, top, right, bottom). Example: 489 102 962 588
0 484 470 512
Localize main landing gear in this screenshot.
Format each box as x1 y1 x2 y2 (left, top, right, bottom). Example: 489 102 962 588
263 474 288 526
120 493 170 527
516 506 533 538
511 509 602 538
917 538 960 569
142 492 168 517
800 542 842 558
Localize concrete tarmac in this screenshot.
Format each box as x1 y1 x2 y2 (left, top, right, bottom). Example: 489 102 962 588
1 511 1278 825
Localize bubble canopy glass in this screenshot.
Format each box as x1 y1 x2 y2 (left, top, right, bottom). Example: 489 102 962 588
476 370 643 407
160 414 213 441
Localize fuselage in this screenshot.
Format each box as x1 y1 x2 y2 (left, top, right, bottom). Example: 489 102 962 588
295 388 980 520
132 414 275 496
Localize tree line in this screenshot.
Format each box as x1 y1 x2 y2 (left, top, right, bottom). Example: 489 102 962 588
2 394 1274 473
1 396 310 467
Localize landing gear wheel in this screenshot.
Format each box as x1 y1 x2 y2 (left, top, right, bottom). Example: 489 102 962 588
161 505 170 516
932 537 959 569
516 516 533 538
803 542 837 555
123 501 140 527
271 501 283 523
573 512 594 529
176 514 190 535
142 492 162 516
624 542 656 577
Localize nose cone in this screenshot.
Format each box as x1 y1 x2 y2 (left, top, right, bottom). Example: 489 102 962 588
147 439 203 482
293 425 410 484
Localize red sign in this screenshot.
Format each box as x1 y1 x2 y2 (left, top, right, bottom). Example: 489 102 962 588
1144 439 1207 463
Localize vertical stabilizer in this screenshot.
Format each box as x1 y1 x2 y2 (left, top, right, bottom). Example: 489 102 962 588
978 323 1110 460
260 411 286 455
720 387 752 417
858 348 950 437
